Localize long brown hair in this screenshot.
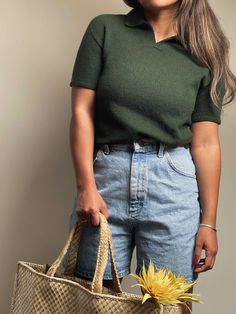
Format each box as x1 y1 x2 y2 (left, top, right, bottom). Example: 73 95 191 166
123 0 236 111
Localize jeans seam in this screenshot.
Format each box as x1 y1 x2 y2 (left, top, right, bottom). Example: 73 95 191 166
165 151 196 178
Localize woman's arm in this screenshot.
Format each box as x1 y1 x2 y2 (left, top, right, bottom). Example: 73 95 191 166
70 86 109 226
190 121 221 274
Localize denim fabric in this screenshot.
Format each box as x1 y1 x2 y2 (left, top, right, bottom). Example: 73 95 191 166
64 138 202 284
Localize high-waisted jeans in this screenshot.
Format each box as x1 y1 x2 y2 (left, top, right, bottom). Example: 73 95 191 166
64 138 202 284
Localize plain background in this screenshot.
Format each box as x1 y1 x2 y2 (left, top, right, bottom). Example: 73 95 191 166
1 1 235 313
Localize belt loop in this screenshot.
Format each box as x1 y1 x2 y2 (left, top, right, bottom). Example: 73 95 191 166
103 144 110 155
157 143 165 158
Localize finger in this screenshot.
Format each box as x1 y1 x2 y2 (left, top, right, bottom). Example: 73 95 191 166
76 209 90 223
100 206 109 220
76 208 87 218
210 255 216 269
193 242 203 267
195 250 214 272
90 210 100 227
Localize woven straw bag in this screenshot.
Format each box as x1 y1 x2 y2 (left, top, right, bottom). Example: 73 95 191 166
10 212 182 314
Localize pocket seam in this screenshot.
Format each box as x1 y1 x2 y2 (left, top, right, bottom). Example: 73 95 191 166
165 151 196 178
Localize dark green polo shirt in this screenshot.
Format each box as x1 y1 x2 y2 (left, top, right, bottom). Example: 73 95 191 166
69 5 224 148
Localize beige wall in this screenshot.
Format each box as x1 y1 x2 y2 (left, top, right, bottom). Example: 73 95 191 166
1 1 236 313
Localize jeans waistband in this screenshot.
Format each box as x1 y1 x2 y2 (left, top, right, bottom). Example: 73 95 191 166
97 138 189 154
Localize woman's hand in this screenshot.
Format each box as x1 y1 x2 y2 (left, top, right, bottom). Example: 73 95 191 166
193 226 218 273
75 184 109 227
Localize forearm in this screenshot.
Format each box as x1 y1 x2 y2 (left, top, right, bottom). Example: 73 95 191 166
190 143 221 229
70 107 96 191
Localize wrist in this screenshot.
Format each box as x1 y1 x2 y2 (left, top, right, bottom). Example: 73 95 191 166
199 223 217 232
200 211 216 226
200 219 216 230
76 180 97 192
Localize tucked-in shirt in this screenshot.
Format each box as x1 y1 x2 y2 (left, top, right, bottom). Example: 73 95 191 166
69 5 224 148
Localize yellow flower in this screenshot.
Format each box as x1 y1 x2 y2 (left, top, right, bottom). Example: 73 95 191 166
130 260 203 314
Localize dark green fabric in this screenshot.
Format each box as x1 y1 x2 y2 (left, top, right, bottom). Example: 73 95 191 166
69 5 224 148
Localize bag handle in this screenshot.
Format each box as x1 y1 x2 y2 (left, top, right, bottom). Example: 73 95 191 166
46 212 123 294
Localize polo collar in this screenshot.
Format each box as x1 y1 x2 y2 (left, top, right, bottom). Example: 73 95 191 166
124 5 149 27
124 5 180 44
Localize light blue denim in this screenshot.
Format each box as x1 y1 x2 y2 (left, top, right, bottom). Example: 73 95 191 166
64 138 202 284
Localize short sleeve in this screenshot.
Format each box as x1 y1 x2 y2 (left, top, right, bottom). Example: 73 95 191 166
69 16 104 90
191 70 225 125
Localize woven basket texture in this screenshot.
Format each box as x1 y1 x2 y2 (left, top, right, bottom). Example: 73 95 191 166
10 212 182 314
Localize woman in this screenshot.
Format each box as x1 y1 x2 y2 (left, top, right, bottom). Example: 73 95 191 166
66 0 235 312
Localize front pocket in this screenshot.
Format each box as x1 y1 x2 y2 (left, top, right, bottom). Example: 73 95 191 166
165 147 196 178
